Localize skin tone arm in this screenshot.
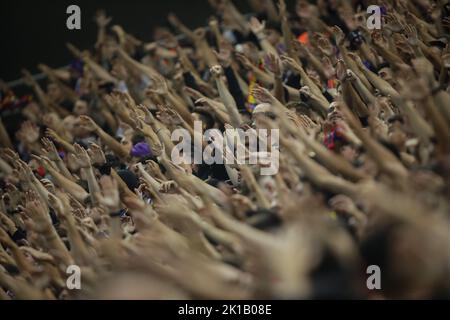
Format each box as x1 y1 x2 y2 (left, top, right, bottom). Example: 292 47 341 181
67 42 118 84
48 192 91 265
263 0 279 23
41 137 75 182
280 135 358 196
79 115 129 159
420 95 450 154
0 227 35 276
210 65 243 128
0 270 48 299
330 26 372 90
413 57 450 126
339 101 410 185
0 157 12 176
248 17 279 58
341 76 369 118
295 40 329 82
194 28 220 68
275 116 366 182
45 128 76 154
146 76 194 127
141 111 176 159
72 144 101 205
349 52 399 98
280 55 328 106
239 165 271 209
209 18 226 51
94 10 112 50
236 52 274 86
116 47 160 80
22 70 70 119
38 64 78 103
23 191 73 266
35 156 89 203
265 53 285 104
345 69 376 106
15 159 50 207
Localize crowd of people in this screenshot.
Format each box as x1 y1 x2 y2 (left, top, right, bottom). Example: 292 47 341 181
1 0 450 299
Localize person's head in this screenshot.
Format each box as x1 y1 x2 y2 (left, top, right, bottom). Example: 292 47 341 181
47 83 63 102
252 103 275 129
62 115 77 136
22 101 41 123
378 66 395 87
264 24 282 46
101 36 118 61
306 68 321 88
326 101 343 124
73 99 89 116
120 136 133 154
72 117 93 139
192 110 215 131
339 143 358 163
42 112 61 130
242 42 260 64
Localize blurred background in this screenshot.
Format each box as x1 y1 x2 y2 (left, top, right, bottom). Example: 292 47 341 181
0 0 255 82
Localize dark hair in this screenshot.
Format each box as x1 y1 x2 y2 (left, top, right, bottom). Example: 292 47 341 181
195 110 215 129
379 140 401 160
387 114 404 124
376 62 391 73
131 133 146 145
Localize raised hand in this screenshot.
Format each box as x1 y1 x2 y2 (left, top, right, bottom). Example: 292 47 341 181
23 190 49 233
265 53 282 76
252 84 275 104
41 137 60 161
72 144 91 169
404 24 419 47
317 36 334 57
156 106 183 127
78 115 99 133
331 25 345 46
87 143 106 165
94 10 112 28
280 55 302 73
335 59 347 81
235 52 255 70
97 176 120 212
210 65 224 78
296 0 313 19
1 148 20 166
384 13 404 32
249 16 265 35
40 178 56 194
159 180 178 193
442 44 450 69
167 13 182 28
145 74 169 96
322 56 336 79
16 121 40 145
213 48 232 68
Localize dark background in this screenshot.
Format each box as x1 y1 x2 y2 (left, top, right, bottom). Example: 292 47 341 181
0 0 253 83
